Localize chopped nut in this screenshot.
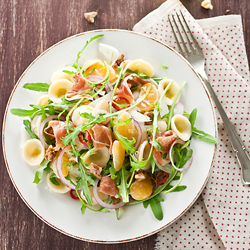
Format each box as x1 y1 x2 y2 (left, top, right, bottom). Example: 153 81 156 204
45 145 56 161
135 170 147 181
201 0 213 10
112 53 125 73
144 111 153 125
84 11 98 24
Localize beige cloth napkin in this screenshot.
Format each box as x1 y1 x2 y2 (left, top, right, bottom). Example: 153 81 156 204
133 0 250 249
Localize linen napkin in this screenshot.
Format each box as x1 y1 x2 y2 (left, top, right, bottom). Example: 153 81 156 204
133 0 250 249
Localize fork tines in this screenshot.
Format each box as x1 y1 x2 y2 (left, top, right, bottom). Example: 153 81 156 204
168 11 201 56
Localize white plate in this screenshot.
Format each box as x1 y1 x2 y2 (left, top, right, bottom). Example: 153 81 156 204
2 29 217 243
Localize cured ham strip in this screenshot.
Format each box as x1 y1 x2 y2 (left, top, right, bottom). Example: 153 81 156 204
66 73 92 98
89 123 113 151
44 121 67 151
156 130 177 152
89 162 102 179
153 130 177 166
127 75 151 86
115 77 134 103
98 175 119 197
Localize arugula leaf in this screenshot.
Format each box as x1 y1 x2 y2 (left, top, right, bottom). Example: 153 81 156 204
167 81 187 130
109 66 123 112
80 112 95 120
33 159 50 184
192 127 218 144
23 82 50 92
76 34 104 71
189 108 197 128
164 185 187 192
173 146 193 170
62 70 76 75
116 165 130 202
23 120 38 139
112 101 130 109
11 108 39 117
112 117 132 126
76 161 95 206
83 68 96 77
143 194 164 221
126 68 150 79
164 172 183 194
49 173 60 186
160 64 168 70
113 127 136 155
152 78 163 84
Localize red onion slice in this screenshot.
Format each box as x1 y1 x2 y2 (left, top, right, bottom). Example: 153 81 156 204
86 74 105 82
133 119 142 150
169 140 193 171
56 146 76 190
38 115 65 148
92 179 125 209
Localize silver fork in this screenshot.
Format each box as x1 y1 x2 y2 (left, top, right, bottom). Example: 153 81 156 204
169 11 250 185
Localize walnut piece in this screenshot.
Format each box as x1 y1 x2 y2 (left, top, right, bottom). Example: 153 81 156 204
45 145 56 161
135 170 147 181
201 0 213 10
84 11 98 24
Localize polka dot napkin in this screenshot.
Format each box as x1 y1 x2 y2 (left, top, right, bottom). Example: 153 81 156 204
133 0 250 249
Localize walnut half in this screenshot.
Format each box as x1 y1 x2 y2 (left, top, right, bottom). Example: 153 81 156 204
84 11 98 24
201 0 213 10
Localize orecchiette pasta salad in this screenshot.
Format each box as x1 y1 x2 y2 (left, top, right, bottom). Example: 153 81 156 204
11 34 218 220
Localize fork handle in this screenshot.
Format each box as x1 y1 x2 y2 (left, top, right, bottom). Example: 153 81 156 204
199 73 250 185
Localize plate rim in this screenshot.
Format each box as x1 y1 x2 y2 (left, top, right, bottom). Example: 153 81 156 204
2 28 218 244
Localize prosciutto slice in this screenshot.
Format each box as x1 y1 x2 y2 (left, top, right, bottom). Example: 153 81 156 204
153 130 177 166
89 123 113 151
115 78 134 103
98 175 119 197
44 121 67 151
66 73 92 97
127 75 151 86
156 130 177 152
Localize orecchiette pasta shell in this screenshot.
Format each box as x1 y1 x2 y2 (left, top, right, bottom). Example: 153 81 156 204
47 172 70 194
22 139 45 166
137 140 151 170
171 114 192 141
51 67 77 84
158 79 181 106
125 59 154 77
72 105 94 127
37 94 50 106
48 79 73 103
81 147 110 168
